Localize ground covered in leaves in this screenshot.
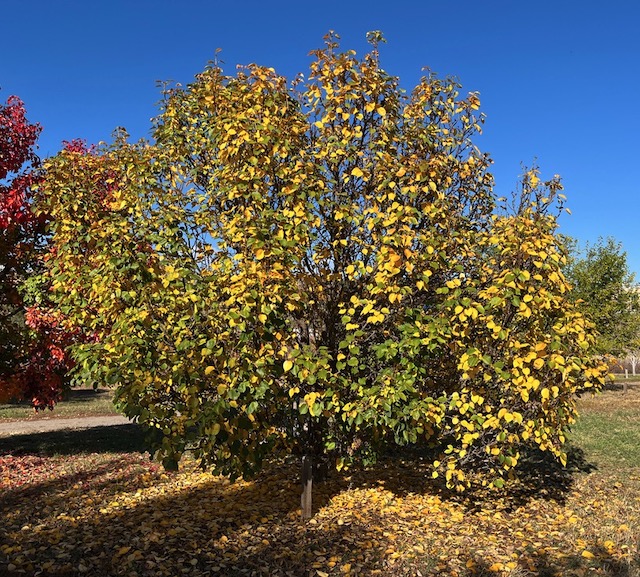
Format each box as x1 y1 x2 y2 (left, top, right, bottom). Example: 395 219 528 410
2 392 640 577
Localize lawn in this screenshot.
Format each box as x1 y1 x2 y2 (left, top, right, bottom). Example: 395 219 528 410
0 388 118 421
1 387 638 576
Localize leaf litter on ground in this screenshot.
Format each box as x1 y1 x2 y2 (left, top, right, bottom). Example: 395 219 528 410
1 447 638 577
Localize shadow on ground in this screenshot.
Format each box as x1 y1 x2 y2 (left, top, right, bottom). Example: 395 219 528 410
3 428 637 576
1 425 594 508
0 423 147 455
2 452 637 577
60 388 113 402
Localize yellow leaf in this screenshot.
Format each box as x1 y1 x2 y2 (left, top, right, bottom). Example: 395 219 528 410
376 106 386 116
581 550 595 559
351 167 364 178
205 366 215 376
283 360 293 372
255 248 266 260
387 251 402 268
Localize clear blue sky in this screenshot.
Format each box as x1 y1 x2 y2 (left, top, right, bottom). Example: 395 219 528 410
3 0 639 276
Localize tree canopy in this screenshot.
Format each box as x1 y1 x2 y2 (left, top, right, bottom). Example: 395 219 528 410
1 96 41 381
0 96 72 408
35 33 607 490
564 237 640 358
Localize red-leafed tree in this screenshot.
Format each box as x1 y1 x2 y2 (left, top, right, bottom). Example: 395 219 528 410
0 96 72 408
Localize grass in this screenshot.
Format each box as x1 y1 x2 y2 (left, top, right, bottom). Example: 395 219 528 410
0 385 639 576
571 383 640 470
0 387 118 421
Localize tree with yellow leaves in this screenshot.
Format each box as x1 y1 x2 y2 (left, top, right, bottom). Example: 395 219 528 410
36 32 607 493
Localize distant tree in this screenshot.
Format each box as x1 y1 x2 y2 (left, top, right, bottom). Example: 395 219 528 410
37 33 607 495
564 237 640 358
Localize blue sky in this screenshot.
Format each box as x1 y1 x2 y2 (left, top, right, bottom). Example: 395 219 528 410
3 0 639 276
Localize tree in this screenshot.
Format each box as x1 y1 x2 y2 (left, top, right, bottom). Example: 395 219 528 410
36 33 607 492
1 96 41 382
0 96 73 408
564 237 640 358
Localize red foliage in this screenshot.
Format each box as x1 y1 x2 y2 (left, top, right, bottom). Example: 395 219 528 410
0 96 74 409
0 97 41 228
0 96 40 177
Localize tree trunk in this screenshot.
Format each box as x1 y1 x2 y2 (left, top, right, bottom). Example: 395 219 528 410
301 454 313 520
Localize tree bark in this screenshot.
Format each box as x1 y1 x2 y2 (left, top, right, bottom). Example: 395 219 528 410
301 454 313 520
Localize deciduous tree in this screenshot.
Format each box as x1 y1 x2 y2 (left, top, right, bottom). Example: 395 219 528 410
37 33 607 491
1 96 41 383
0 97 72 407
564 236 640 358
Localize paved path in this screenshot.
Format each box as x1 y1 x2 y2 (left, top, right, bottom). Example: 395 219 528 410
0 415 131 437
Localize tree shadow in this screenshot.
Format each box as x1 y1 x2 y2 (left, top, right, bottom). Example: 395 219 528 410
0 423 147 455
311 442 597 514
2 455 636 577
1 428 618 576
0 453 159 512
479 443 597 510
0 424 597 513
603 380 639 392
59 388 113 403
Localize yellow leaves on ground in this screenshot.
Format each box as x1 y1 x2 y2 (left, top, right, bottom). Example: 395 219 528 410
1 452 638 577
